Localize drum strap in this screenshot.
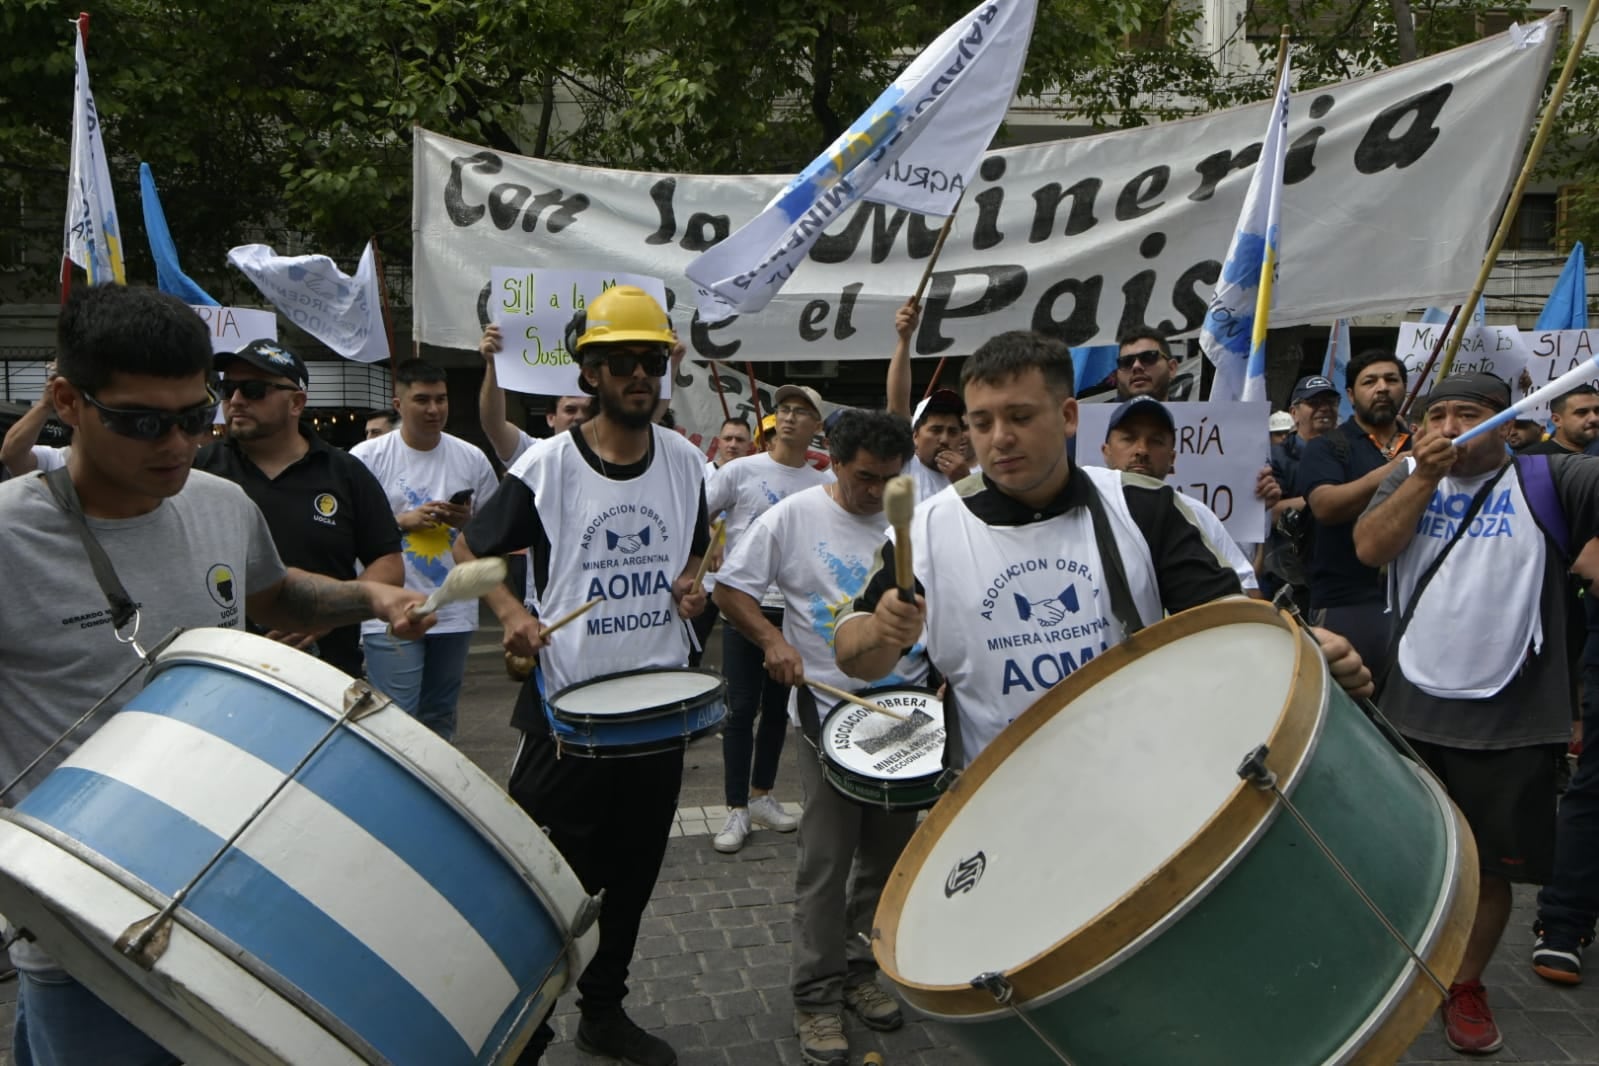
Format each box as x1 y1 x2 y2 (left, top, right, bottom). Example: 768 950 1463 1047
40 466 139 634
1081 482 1146 637
794 685 824 748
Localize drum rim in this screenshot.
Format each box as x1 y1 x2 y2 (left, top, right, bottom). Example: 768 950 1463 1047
873 600 1325 1014
549 724 722 757
818 683 945 777
548 666 728 725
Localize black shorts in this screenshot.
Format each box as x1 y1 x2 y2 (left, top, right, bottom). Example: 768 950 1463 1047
1410 740 1564 884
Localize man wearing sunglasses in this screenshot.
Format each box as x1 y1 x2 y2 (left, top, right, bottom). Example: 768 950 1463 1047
0 286 433 1066
195 339 404 679
1114 326 1182 402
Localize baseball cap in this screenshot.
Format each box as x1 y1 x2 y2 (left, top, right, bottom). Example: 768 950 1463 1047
911 388 965 428
823 407 854 433
1269 411 1295 433
772 384 823 417
1290 375 1338 404
217 339 309 389
1428 371 1511 412
1105 396 1175 438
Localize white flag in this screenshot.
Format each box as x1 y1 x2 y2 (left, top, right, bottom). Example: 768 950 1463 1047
227 241 391 363
686 0 1036 322
62 29 125 286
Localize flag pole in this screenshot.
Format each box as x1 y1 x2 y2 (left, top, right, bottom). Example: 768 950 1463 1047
745 363 766 451
707 360 733 423
1436 5 1592 383
1399 305 1461 418
370 237 400 388
1238 28 1292 402
914 197 967 399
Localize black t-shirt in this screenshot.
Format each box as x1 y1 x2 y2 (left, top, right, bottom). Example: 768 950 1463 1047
1521 437 1581 456
1295 418 1401 609
195 428 402 675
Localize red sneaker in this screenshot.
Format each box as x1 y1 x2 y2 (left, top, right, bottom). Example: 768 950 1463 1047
1443 980 1503 1054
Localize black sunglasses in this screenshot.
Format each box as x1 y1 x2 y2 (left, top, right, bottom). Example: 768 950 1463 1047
1116 350 1166 371
81 391 217 441
593 347 669 379
220 379 301 401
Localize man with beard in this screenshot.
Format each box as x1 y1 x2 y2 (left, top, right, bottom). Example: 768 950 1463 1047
1113 326 1181 401
1296 350 1411 676
351 359 500 739
1508 418 1547 451
456 285 709 1066
1522 385 1599 456
196 340 403 678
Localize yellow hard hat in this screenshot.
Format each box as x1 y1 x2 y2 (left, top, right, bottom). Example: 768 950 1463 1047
568 286 674 353
761 413 778 434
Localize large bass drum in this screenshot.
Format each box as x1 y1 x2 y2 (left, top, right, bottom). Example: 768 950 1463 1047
873 600 1477 1065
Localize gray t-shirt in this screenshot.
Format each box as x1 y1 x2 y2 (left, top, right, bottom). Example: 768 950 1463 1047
1366 454 1599 749
0 469 286 795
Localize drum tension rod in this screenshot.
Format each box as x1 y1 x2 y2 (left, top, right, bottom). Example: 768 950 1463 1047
116 685 398 969
970 972 1078 1065
489 889 607 1061
1236 745 1449 997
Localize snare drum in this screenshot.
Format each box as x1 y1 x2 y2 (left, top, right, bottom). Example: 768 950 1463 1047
874 601 1478 1066
546 667 727 757
818 686 947 811
0 629 598 1066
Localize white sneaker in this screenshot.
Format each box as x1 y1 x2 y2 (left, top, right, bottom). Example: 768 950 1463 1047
714 808 751 853
748 794 798 833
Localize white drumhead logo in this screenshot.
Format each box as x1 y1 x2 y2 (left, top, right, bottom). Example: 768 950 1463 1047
944 851 986 898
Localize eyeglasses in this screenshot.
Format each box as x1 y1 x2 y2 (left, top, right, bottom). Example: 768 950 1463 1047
81 391 218 441
1116 350 1165 371
594 347 669 378
774 404 817 419
220 379 300 401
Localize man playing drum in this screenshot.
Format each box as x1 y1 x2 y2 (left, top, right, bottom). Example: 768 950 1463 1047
835 330 1373 767
456 285 709 1066
714 409 929 1066
0 285 431 1066
1354 372 1599 1055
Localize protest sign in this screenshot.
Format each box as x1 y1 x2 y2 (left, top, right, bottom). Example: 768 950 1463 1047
1397 320 1538 415
192 305 276 354
414 21 1556 361
488 268 670 397
1076 401 1270 543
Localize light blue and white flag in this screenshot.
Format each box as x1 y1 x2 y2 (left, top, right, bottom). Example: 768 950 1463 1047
1200 59 1292 402
686 0 1036 323
1536 242 1588 331
1324 318 1353 420
227 242 390 363
62 26 125 287
140 163 217 306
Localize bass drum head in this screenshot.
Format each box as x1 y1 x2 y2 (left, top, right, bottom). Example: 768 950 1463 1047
885 608 1306 989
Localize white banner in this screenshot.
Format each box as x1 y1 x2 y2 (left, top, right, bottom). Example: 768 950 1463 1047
415 20 1556 362
227 242 389 363
488 267 670 397
1076 401 1270 543
666 360 835 469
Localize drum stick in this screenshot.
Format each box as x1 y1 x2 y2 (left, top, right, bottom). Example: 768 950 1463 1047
692 518 726 586
883 476 916 603
538 596 603 639
390 557 509 634
803 678 910 722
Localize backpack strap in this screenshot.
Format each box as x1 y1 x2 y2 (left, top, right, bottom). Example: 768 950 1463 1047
1514 454 1571 558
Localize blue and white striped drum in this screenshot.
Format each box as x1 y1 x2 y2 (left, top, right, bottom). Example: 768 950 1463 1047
0 629 599 1065
546 668 727 757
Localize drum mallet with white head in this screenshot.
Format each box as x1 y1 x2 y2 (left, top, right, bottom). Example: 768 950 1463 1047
883 476 916 602
389 557 508 635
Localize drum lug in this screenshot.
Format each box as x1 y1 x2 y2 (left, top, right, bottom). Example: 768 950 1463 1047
1235 744 1278 790
341 681 389 721
971 970 1014 1004
971 970 1079 1064
572 889 605 939
115 912 172 970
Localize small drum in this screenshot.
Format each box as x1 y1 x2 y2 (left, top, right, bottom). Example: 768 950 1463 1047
0 629 598 1065
873 601 1479 1065
546 667 727 757
818 686 947 810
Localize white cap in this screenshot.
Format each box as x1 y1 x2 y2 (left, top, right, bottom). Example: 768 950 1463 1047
1268 411 1295 432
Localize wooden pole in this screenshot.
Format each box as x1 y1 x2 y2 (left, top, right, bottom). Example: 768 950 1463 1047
1273 24 1290 85
707 360 733 422
915 196 967 399
1436 6 1591 384
746 362 766 450
1400 305 1461 418
370 236 400 385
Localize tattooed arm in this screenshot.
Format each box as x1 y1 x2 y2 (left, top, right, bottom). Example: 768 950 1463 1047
247 569 431 639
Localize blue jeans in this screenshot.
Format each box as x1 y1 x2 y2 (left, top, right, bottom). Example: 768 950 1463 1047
721 609 792 809
14 968 179 1066
1537 661 1599 939
362 631 474 741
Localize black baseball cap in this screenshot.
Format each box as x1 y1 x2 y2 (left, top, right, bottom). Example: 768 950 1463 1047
1290 375 1338 404
912 388 964 428
217 339 309 389
1105 396 1175 438
1428 371 1511 412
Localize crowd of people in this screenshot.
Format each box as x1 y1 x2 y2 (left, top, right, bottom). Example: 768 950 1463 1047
0 281 1593 1066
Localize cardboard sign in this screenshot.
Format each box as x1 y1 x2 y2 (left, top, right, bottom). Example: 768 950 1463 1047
1076 400 1271 544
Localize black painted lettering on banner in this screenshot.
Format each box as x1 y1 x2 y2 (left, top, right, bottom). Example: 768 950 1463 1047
1354 85 1451 173
919 267 1028 353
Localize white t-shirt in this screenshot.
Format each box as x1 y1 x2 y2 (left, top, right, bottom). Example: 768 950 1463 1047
1175 492 1258 592
705 452 833 605
903 455 952 504
502 427 537 467
31 446 67 472
350 431 500 634
717 485 928 724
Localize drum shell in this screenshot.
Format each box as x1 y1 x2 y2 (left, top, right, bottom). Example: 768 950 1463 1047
874 602 1477 1066
0 629 598 1066
547 668 727 758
